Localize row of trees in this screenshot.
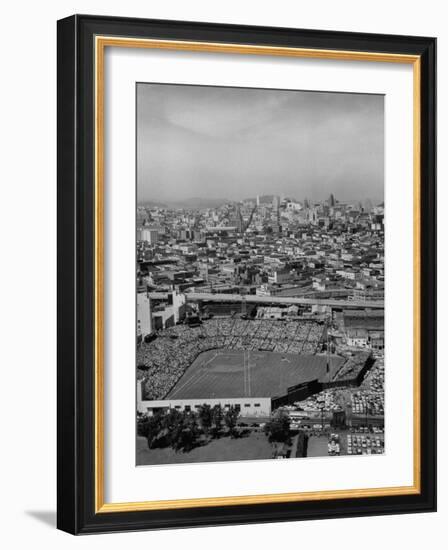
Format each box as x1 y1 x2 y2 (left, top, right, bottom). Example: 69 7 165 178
137 404 240 453
263 409 291 443
264 410 309 457
138 405 299 454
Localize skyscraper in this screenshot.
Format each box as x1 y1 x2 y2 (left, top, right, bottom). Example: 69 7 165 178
230 204 243 233
271 196 280 234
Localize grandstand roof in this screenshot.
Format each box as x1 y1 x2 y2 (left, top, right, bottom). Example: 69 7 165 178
166 350 344 400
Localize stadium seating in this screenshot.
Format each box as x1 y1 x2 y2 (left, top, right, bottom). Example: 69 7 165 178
137 318 326 400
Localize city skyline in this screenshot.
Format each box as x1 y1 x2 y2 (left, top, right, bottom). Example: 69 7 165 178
137 83 384 204
137 194 381 208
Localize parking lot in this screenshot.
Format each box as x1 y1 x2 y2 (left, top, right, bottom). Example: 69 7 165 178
306 428 384 458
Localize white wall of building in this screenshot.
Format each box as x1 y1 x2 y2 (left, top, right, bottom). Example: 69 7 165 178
138 397 272 417
138 381 271 417
137 292 152 337
171 291 187 323
141 228 159 244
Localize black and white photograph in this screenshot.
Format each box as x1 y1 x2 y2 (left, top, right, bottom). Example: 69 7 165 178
135 83 385 466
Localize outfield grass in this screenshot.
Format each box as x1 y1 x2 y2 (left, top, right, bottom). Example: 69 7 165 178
166 348 343 400
136 431 273 466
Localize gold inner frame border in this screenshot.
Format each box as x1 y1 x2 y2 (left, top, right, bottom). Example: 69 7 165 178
94 35 421 513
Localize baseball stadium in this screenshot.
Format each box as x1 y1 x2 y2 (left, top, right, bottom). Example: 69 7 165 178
137 316 372 417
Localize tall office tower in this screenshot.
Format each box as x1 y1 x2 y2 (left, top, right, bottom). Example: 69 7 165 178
364 198 373 213
256 195 260 207
308 207 318 225
271 195 280 234
328 193 336 207
230 204 244 233
237 206 243 233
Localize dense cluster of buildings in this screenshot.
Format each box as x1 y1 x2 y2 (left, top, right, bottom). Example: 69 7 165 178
136 194 384 338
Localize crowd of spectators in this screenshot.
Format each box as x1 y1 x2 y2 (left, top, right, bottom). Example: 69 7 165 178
331 350 372 383
198 318 323 354
137 318 326 400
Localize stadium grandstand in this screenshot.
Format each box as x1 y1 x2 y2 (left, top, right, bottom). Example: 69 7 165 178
136 317 373 417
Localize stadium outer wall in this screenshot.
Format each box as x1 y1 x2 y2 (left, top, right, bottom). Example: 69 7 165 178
136 383 272 417
136 353 374 418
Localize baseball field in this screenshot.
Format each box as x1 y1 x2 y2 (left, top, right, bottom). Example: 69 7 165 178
166 349 344 400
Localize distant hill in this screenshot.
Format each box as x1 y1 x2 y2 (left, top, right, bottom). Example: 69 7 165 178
244 195 273 204
139 200 168 208
172 197 229 209
139 197 229 209
244 195 298 204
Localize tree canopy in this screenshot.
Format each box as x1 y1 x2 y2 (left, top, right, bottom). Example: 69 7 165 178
264 409 291 443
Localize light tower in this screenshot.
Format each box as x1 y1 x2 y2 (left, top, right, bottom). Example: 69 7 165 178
241 296 247 317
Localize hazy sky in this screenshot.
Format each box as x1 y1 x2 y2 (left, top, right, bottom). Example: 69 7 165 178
137 83 384 204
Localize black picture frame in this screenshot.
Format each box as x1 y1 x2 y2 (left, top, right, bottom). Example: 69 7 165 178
57 14 436 534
